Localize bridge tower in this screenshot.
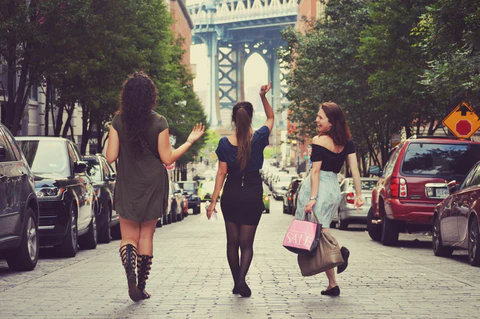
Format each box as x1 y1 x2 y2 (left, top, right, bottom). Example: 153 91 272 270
188 0 298 129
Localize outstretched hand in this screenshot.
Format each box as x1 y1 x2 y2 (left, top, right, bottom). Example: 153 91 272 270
259 82 272 97
187 123 205 144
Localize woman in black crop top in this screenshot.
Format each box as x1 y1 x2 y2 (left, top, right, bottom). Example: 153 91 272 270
295 102 364 297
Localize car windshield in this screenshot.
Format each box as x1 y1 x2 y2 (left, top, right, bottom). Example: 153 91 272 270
401 143 480 181
361 181 377 190
179 182 196 192
84 159 102 181
18 140 70 176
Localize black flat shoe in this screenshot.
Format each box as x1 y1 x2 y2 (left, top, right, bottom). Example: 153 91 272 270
237 283 251 297
232 285 240 294
337 247 350 274
321 286 340 296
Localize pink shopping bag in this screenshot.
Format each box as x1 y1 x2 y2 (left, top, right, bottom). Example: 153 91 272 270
283 213 322 256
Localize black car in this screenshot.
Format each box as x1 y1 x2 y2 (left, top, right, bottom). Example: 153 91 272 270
0 124 39 271
83 154 120 243
16 137 97 257
283 178 302 215
177 180 201 215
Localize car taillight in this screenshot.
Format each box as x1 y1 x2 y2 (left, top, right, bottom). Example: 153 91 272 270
346 192 355 204
390 177 407 198
288 196 292 201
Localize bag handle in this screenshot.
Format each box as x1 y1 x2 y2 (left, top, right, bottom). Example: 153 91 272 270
304 211 321 225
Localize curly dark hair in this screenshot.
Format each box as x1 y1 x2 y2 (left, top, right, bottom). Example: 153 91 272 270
232 101 254 171
118 71 158 153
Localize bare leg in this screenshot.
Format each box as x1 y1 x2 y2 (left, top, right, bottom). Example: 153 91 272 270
119 216 140 248
137 219 158 256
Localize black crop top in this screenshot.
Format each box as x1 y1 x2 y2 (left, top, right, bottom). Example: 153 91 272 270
310 140 356 173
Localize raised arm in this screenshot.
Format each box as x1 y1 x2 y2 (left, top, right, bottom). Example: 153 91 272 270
158 124 205 165
260 82 274 131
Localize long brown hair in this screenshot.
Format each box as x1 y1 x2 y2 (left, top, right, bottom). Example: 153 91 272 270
321 102 351 146
118 71 158 153
232 101 253 171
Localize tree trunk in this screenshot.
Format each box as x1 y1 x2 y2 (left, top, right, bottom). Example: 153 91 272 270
61 103 75 138
54 101 65 136
80 102 90 155
44 76 51 136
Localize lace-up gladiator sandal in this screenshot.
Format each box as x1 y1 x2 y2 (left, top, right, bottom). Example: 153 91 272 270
119 244 142 302
137 255 153 299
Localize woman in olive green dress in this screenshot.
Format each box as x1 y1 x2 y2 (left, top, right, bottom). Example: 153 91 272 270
106 71 204 302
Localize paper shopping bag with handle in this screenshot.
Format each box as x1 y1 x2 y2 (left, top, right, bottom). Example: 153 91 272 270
283 212 322 257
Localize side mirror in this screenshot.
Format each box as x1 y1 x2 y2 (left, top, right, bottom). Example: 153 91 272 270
281 186 288 190
447 180 458 194
74 161 87 174
174 189 182 194
183 191 189 195
368 166 381 176
109 173 117 181
0 145 6 160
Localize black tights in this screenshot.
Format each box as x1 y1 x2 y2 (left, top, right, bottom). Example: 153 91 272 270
224 221 258 285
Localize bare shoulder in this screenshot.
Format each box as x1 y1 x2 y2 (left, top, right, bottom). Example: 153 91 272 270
312 135 331 147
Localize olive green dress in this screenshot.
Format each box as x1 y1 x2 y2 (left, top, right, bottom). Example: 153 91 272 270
112 112 169 222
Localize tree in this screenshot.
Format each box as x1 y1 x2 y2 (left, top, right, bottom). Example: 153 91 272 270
414 0 480 110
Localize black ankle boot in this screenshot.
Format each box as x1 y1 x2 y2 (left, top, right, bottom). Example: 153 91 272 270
321 286 340 296
137 255 153 299
119 244 142 302
337 247 350 274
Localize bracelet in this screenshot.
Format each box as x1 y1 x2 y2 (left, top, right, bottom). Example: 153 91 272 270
309 196 316 201
186 139 194 144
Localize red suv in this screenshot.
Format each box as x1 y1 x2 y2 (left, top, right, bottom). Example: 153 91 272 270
367 136 480 246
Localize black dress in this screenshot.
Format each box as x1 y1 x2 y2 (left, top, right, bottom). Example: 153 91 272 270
215 126 270 226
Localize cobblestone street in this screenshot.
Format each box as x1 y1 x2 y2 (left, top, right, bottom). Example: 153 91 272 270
1 199 479 319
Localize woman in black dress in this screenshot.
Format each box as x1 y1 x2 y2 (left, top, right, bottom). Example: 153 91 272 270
106 72 204 301
206 83 274 297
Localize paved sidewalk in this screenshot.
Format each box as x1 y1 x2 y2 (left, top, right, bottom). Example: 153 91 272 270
1 202 479 318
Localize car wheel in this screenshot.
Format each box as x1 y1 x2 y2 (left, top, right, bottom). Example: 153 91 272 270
367 207 381 241
193 206 201 215
432 214 454 257
98 205 112 243
381 208 399 246
6 207 39 271
56 204 78 257
79 214 97 250
468 216 480 266
283 204 288 214
338 215 348 230
111 223 122 239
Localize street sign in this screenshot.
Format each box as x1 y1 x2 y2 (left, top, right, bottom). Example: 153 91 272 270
442 101 480 139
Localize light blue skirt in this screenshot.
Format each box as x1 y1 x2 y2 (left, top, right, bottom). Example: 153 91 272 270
295 171 340 227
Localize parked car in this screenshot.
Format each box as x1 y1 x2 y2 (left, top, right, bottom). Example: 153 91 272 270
337 177 377 230
272 173 298 200
162 180 184 224
174 182 189 219
0 124 39 271
83 154 121 243
367 136 480 246
283 178 303 215
177 180 201 215
432 160 480 266
17 137 98 257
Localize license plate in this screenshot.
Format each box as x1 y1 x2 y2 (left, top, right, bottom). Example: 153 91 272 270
435 188 449 198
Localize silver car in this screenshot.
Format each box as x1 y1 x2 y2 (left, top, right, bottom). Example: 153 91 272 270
337 177 378 230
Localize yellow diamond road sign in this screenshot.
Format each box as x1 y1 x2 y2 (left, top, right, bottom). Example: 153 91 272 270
442 101 480 139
